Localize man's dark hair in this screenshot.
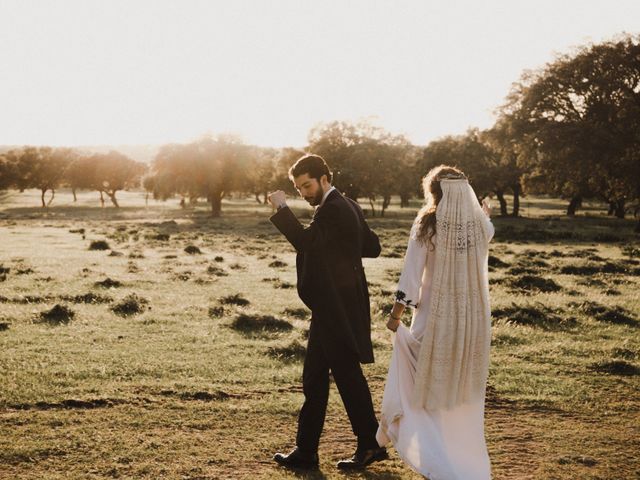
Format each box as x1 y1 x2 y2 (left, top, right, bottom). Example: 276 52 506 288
288 154 332 184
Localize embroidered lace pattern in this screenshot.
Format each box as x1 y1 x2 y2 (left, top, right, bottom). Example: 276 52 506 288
411 179 493 411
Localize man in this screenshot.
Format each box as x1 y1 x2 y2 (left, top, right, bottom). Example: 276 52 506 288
267 154 387 471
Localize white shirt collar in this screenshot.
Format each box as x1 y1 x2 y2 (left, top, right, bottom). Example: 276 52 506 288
319 185 336 207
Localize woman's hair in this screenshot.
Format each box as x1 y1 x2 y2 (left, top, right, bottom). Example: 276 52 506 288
414 164 467 250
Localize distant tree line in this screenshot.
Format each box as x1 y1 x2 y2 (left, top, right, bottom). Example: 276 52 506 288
0 147 146 208
1 35 638 230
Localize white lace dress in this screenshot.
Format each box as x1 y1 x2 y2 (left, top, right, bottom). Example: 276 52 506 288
376 219 494 480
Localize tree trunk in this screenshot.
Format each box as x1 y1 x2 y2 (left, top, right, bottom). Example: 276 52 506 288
368 197 376 217
99 191 105 208
511 182 521 217
47 189 55 206
400 193 410 208
607 201 616 216
495 189 508 216
614 199 626 219
72 188 77 202
381 195 391 217
255 193 262 204
567 196 582 216
41 189 47 208
107 190 119 208
145 192 149 206
210 190 223 217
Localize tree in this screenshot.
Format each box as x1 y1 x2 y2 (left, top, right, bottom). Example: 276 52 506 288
64 155 98 202
90 151 146 207
244 147 278 204
148 134 251 217
482 122 525 216
0 150 20 191
308 120 416 216
500 34 640 218
419 130 496 203
5 147 75 207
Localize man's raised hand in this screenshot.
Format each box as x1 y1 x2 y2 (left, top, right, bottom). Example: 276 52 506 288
268 191 287 209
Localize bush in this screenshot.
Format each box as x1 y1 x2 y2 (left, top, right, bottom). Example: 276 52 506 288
184 245 202 255
505 275 562 294
590 360 639 376
488 255 509 268
61 292 113 304
283 308 309 319
206 265 228 277
37 304 75 325
88 240 110 251
569 301 637 326
111 294 149 317
492 302 576 329
94 278 122 289
220 294 250 306
268 340 306 362
268 260 287 268
231 313 293 333
208 306 225 318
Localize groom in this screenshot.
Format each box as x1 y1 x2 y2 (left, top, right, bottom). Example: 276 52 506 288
268 154 387 471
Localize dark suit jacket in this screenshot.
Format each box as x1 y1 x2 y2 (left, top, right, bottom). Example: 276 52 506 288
270 188 381 364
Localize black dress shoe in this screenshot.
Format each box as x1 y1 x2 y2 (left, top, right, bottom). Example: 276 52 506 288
273 447 319 470
336 447 389 470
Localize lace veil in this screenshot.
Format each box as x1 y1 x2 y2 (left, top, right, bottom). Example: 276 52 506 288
411 177 493 411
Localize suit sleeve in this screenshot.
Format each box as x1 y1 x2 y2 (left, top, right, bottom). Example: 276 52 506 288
270 204 339 253
346 198 381 258
361 222 381 258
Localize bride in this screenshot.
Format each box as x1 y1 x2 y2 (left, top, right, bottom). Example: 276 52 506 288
377 165 494 480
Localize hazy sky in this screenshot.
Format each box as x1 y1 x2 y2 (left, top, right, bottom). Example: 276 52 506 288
1 0 638 148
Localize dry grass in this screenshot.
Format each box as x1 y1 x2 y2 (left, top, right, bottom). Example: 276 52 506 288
0 188 638 479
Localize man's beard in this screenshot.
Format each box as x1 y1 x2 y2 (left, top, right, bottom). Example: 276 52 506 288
305 186 325 206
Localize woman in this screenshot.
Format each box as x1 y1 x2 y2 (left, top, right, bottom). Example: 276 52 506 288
376 165 494 480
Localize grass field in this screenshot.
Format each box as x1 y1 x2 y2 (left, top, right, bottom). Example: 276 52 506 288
1 189 639 480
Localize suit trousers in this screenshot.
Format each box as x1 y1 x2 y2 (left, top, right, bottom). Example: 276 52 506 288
296 317 379 453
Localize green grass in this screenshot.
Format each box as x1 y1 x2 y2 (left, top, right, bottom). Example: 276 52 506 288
0 188 639 479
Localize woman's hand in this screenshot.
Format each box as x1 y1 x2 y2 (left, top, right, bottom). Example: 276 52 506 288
482 198 492 217
386 315 401 332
